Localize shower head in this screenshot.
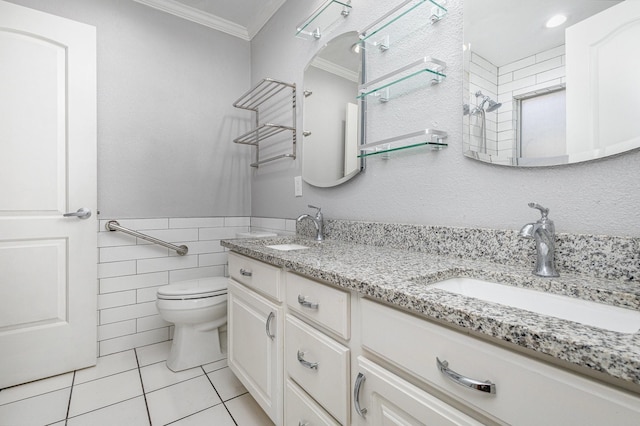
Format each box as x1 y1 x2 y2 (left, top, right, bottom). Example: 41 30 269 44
474 91 502 112
485 99 502 112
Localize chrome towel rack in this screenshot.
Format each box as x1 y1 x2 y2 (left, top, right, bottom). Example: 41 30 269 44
105 220 188 256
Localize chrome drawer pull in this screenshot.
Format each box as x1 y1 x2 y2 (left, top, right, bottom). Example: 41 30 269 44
436 357 496 394
354 372 367 418
297 350 319 370
297 295 319 309
298 422 308 426
265 312 275 340
239 268 252 277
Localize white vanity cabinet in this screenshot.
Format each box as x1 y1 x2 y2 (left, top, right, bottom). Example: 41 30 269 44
353 356 483 426
285 272 351 425
227 253 283 425
359 298 640 426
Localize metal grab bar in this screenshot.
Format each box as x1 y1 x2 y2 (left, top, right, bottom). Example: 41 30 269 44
105 220 188 256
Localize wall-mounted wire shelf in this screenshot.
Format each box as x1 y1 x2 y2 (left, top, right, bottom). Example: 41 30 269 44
358 0 447 51
357 57 446 101
232 78 296 168
296 0 352 40
358 129 448 158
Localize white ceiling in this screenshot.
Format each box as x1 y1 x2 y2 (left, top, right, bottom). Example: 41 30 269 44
133 0 287 40
465 0 622 67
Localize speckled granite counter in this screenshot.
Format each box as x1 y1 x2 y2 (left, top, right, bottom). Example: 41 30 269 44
221 235 640 390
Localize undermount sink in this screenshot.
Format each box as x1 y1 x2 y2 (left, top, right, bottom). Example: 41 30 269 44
429 277 640 334
266 243 310 251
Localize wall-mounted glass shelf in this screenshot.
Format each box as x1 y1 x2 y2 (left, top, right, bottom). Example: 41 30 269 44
358 0 447 51
357 57 446 101
296 0 352 40
358 129 448 158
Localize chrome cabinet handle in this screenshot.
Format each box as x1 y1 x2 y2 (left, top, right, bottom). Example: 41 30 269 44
297 350 318 370
354 372 367 418
436 357 496 394
297 295 319 309
63 207 91 219
298 422 308 426
240 268 252 277
265 312 275 340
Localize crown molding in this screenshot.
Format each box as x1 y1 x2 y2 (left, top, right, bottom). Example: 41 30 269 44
133 0 251 41
246 0 287 39
310 57 359 83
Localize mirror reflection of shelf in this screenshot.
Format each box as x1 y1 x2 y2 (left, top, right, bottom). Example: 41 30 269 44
357 57 446 101
358 129 448 158
232 78 297 168
296 0 352 40
358 0 447 51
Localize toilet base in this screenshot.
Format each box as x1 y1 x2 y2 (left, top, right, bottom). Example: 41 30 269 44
166 325 226 372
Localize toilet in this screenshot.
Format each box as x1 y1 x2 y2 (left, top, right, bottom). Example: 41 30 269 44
156 277 228 372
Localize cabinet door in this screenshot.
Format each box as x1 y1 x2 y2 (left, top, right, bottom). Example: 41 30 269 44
228 279 282 425
354 357 483 426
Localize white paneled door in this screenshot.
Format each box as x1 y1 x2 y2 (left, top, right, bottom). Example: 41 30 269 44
0 1 97 388
566 0 640 162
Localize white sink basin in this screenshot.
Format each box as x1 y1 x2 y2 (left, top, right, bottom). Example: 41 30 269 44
430 277 640 334
266 243 310 251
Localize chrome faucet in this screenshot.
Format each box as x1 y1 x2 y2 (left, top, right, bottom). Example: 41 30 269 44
519 203 559 277
297 205 324 241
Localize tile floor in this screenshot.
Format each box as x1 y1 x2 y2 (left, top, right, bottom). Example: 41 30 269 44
0 341 274 426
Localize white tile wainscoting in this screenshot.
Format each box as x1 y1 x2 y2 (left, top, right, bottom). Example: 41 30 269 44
97 216 295 357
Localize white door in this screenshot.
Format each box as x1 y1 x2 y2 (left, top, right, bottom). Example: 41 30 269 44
566 0 640 162
227 279 282 425
0 1 97 388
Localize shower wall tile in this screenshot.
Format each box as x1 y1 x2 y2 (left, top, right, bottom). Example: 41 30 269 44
96 216 250 356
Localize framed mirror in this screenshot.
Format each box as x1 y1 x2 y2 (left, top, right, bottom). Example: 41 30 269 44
302 31 363 187
463 0 640 167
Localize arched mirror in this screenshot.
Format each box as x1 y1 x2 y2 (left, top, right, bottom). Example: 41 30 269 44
463 0 640 166
302 31 363 187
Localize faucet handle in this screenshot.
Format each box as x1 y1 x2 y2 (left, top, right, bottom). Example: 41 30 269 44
308 204 322 213
528 202 549 219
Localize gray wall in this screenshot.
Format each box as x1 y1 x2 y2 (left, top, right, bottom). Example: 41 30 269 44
250 0 640 237
8 0 252 219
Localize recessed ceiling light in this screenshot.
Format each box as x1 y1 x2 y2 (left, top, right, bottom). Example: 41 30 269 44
546 14 567 28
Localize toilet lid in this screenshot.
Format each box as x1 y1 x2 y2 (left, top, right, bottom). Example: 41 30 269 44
157 277 227 300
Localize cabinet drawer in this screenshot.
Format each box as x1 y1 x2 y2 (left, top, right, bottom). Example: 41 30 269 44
286 379 340 426
228 252 281 301
360 298 640 425
354 357 483 426
286 314 350 425
286 272 350 339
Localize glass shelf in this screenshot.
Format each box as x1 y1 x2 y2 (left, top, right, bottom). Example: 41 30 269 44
357 57 446 101
296 0 352 40
358 129 448 158
358 0 447 51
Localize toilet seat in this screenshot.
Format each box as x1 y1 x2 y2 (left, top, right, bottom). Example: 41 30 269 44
157 277 227 300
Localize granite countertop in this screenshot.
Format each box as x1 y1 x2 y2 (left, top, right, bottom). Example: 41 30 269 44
221 236 640 389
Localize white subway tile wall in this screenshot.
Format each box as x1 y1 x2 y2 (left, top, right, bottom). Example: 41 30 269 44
467 45 565 161
96 216 294 356
496 45 565 155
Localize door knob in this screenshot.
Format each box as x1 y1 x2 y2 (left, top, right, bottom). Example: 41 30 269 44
63 207 92 219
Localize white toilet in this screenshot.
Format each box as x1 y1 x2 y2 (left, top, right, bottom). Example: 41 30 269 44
156 277 228 372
